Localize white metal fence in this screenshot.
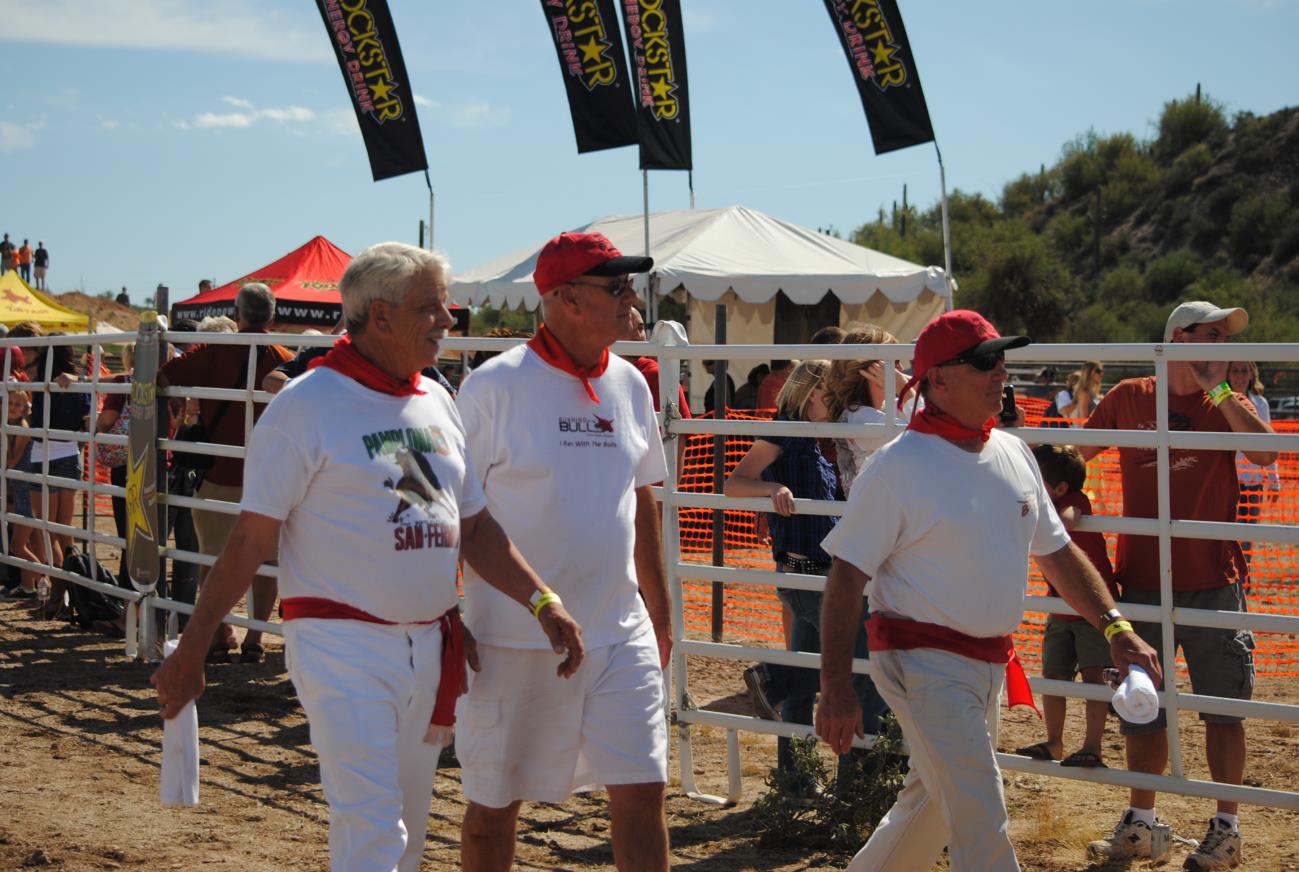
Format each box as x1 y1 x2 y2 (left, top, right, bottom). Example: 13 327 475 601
1 328 1296 813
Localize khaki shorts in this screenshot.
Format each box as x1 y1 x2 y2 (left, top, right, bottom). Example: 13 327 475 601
1042 615 1112 678
1119 583 1255 734
193 479 278 562
457 627 667 809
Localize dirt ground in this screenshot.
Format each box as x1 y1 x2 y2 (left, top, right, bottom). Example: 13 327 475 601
1 597 1297 871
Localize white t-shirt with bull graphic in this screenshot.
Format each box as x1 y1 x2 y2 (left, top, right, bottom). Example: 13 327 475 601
456 344 668 650
241 366 485 623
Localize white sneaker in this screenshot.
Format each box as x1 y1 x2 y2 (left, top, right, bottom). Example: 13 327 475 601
1087 810 1154 860
1183 818 1242 870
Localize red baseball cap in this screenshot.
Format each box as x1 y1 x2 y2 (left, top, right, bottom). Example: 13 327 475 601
898 310 1030 407
533 232 653 295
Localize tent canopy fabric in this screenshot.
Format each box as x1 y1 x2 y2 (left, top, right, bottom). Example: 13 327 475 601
452 205 953 312
172 235 351 328
0 269 91 333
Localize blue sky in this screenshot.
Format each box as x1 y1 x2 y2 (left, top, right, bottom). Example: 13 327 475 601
1 0 1296 308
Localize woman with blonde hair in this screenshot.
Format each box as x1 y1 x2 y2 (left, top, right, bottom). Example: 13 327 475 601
1056 360 1104 424
725 360 886 791
822 323 916 496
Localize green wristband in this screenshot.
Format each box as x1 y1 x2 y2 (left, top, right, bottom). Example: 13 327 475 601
1207 381 1233 406
1103 619 1134 642
532 591 563 620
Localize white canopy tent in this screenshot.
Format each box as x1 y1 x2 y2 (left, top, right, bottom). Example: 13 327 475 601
453 205 953 407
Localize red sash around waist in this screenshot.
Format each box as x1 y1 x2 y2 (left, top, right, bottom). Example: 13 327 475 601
867 612 1039 716
281 597 466 729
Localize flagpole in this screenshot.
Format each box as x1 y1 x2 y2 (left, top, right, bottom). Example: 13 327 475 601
643 169 654 321
424 170 435 251
935 142 953 312
688 170 695 210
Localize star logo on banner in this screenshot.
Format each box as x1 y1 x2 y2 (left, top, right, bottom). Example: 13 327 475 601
870 39 896 67
370 78 395 103
579 35 607 64
651 77 675 100
124 450 155 549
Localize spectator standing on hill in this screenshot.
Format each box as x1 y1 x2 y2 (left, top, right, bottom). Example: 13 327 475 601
815 310 1158 872
0 234 14 274
32 242 49 290
1083 301 1275 870
1015 444 1119 769
152 241 584 872
159 283 292 663
456 231 672 872
116 288 130 306
17 240 32 283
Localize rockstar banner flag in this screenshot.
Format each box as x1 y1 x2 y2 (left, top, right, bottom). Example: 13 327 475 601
315 0 428 181
539 0 639 153
822 0 935 154
618 0 692 170
125 311 161 593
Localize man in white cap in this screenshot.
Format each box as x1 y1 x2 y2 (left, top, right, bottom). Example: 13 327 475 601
816 309 1160 872
456 231 672 871
1083 301 1275 870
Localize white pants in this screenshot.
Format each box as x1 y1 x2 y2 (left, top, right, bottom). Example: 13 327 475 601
847 648 1017 872
284 618 446 872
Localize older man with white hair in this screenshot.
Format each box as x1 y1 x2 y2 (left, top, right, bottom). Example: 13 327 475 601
153 242 585 872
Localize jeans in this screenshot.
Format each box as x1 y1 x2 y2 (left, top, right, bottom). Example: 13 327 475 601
766 585 890 777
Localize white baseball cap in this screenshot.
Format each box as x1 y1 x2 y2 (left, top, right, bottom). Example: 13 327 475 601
1164 301 1249 342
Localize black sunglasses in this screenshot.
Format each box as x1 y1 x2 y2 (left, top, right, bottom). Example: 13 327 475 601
939 349 1004 371
569 277 634 297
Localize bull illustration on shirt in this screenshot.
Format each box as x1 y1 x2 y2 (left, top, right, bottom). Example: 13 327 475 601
384 446 456 522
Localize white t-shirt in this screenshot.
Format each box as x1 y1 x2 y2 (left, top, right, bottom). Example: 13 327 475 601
240 367 485 623
822 428 1070 638
834 399 915 497
456 345 668 649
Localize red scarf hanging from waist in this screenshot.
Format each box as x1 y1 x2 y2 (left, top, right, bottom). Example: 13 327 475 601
526 323 608 403
309 335 425 397
867 612 1039 716
906 404 993 444
281 597 464 729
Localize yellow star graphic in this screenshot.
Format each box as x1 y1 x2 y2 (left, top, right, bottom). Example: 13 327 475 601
370 78 395 103
579 35 607 64
870 39 896 67
651 77 674 100
124 450 154 548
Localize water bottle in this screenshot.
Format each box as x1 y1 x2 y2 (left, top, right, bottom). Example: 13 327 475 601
36 577 50 604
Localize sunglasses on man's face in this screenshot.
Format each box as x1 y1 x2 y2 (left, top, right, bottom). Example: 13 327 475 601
569 277 635 297
940 349 1004 372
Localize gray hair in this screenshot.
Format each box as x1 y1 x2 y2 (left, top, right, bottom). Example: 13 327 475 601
340 242 450 334
235 282 276 327
197 315 238 333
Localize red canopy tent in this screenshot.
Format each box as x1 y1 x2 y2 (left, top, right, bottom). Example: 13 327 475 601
172 235 350 328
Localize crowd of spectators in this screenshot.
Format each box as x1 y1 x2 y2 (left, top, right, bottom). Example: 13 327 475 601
0 234 50 289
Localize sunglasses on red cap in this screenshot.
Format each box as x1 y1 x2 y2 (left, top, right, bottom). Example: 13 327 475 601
938 349 1005 372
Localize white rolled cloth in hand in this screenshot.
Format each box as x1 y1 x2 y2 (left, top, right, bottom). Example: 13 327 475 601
160 639 200 806
1112 664 1159 724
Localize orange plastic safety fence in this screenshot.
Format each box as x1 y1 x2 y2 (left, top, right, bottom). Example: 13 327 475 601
675 402 1299 676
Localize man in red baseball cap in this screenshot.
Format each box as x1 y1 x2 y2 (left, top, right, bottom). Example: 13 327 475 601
815 310 1160 871
456 231 672 871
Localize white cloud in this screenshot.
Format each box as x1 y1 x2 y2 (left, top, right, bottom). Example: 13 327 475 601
221 96 255 110
183 100 316 131
446 99 510 130
414 94 434 108
195 112 254 129
99 118 121 131
259 106 315 124
1 0 327 62
0 120 45 153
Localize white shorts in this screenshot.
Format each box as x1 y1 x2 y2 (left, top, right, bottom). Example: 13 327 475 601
285 618 446 872
457 627 667 808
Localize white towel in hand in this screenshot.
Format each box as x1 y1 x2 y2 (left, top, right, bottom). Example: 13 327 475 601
161 639 200 806
1112 664 1159 724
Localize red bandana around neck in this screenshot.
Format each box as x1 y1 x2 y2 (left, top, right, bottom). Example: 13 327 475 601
526 323 609 403
907 403 994 444
310 335 425 397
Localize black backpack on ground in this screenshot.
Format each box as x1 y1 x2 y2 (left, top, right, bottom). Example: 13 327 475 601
60 547 128 629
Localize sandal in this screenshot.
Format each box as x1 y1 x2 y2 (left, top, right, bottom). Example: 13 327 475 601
1014 741 1059 761
205 646 232 664
1060 749 1106 768
239 643 265 664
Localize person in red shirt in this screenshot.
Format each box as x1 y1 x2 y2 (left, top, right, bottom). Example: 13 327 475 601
1082 301 1276 867
755 360 793 410
1016 444 1118 769
617 307 690 477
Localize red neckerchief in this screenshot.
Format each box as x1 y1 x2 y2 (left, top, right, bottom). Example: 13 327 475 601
907 403 993 444
310 335 425 397
526 323 608 403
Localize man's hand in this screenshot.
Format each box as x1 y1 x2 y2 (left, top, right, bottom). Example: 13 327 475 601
462 623 481 677
537 602 585 678
1109 630 1162 686
1190 359 1229 392
815 682 864 755
652 620 673 669
150 646 207 720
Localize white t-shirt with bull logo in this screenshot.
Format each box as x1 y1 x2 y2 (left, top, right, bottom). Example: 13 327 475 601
241 366 485 622
456 344 668 650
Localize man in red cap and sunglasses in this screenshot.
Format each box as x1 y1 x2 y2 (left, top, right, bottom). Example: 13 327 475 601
456 232 673 871
815 310 1161 871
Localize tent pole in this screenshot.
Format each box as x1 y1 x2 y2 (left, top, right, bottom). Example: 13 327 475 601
935 142 954 311
643 169 653 321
